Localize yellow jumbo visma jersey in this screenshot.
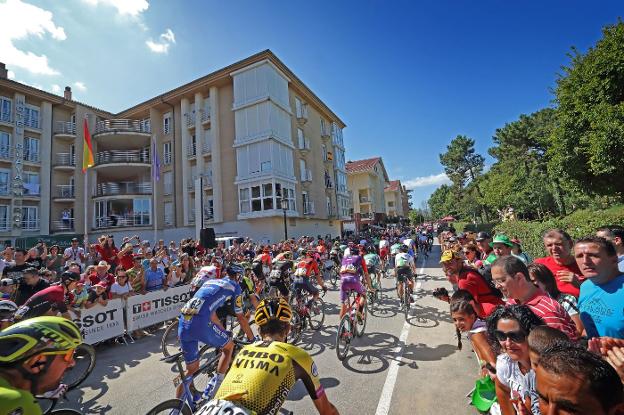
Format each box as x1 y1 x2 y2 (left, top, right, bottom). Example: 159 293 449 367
215 340 324 415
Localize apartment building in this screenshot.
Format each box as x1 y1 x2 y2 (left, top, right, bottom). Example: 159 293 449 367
346 157 389 231
0 50 349 244
384 180 411 218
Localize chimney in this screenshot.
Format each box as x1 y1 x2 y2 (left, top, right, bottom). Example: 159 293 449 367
64 86 72 100
0 63 7 79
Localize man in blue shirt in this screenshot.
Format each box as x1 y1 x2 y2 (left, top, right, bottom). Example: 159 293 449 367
575 236 624 339
144 258 165 292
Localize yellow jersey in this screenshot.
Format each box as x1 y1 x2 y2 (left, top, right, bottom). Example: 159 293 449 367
215 340 324 415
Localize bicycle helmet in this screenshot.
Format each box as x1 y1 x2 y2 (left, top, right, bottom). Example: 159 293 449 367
254 297 292 326
0 300 17 314
60 271 80 285
225 263 245 277
0 316 83 364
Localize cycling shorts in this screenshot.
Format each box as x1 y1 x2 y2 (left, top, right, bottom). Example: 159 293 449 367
395 267 414 283
379 248 389 260
178 316 231 363
293 278 319 296
339 274 365 303
367 265 378 275
269 278 290 297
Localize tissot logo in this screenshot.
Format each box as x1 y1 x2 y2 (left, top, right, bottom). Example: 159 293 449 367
131 292 192 314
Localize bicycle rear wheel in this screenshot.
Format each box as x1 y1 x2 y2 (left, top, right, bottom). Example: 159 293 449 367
161 319 179 357
63 343 96 389
335 315 352 361
287 312 303 344
307 298 325 330
330 269 338 286
145 398 192 415
356 303 368 337
404 287 411 320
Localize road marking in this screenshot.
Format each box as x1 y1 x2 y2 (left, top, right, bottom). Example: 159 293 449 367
374 256 427 415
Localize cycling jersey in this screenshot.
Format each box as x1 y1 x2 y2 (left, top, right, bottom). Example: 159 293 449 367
178 277 244 363
293 259 319 279
339 254 368 302
395 252 415 269
390 243 403 255
14 285 70 321
0 377 41 415
363 253 380 269
214 340 324 415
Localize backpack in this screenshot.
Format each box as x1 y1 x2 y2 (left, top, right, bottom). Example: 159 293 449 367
474 265 504 299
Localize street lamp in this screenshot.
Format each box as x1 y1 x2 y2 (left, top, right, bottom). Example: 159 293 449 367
280 196 289 241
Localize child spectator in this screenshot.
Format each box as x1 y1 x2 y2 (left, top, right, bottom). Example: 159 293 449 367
85 282 109 309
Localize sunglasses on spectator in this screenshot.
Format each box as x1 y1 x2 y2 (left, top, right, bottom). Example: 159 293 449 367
41 348 75 363
494 330 527 343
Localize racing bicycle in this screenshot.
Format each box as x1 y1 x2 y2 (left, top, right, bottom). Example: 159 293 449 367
335 289 368 360
288 287 326 344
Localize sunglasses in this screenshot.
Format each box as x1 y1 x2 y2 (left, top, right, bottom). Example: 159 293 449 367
41 348 75 363
494 330 527 343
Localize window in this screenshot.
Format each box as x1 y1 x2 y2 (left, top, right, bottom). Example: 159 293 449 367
0 170 9 195
251 185 262 212
239 182 295 214
263 183 273 210
163 112 172 135
261 161 272 172
322 144 327 161
0 205 8 230
140 118 151 133
295 97 303 118
163 171 173 195
0 132 10 159
23 171 40 195
163 142 172 165
133 199 151 225
204 199 214 220
23 137 39 162
388 201 395 207
239 188 250 213
0 97 11 123
320 119 327 136
297 128 305 149
164 202 173 226
22 207 38 230
24 106 40 129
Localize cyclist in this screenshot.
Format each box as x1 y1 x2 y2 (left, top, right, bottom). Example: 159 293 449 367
268 251 294 298
13 271 80 321
190 265 219 295
198 298 339 415
293 250 327 302
379 236 389 272
177 264 256 400
395 245 417 304
363 246 382 291
339 244 371 319
0 300 17 329
252 247 271 295
418 232 429 257
329 242 342 268
403 234 416 257
0 317 83 415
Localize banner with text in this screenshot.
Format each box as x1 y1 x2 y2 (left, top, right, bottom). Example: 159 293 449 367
69 299 125 345
125 285 192 331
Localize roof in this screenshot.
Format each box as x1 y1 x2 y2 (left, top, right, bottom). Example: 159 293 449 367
385 180 401 192
346 157 381 174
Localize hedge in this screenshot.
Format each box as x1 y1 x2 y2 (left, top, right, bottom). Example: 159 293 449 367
494 205 624 259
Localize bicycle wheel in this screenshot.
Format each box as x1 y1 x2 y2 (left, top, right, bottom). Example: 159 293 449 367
161 319 179 357
335 315 352 361
307 298 325 330
145 398 192 415
404 287 411 320
36 397 56 414
356 303 367 337
367 290 376 312
63 343 96 389
49 410 84 415
287 312 303 344
330 269 338 286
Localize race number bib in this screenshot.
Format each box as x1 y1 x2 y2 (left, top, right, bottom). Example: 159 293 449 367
195 399 251 415
269 269 283 280
294 267 308 277
180 298 205 316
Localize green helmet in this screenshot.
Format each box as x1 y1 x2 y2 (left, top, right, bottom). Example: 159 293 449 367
0 316 83 365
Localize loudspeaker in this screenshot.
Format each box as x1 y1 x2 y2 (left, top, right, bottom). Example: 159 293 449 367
200 228 216 249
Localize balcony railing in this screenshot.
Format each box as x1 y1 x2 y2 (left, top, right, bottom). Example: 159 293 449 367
0 111 11 124
54 121 76 135
187 142 197 157
0 145 12 161
0 219 9 231
95 182 152 197
24 116 40 130
23 150 39 163
163 182 173 195
95 149 149 165
300 169 312 182
303 201 315 215
184 112 196 129
54 153 75 167
52 219 75 232
296 104 308 124
321 128 330 139
203 209 214 225
22 219 40 231
95 214 151 229
202 140 211 154
94 119 151 135
298 136 311 152
54 185 75 199
200 108 211 124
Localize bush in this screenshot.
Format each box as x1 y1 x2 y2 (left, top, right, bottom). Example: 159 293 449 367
494 205 624 259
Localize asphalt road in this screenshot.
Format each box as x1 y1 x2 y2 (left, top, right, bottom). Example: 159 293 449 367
60 245 478 415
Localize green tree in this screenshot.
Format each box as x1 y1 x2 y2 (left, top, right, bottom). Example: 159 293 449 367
550 20 624 197
427 184 457 219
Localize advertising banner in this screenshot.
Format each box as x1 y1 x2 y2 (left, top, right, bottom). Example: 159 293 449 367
69 299 125 345
125 285 192 331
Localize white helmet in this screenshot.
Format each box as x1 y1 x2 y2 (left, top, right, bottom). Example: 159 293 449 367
0 299 17 314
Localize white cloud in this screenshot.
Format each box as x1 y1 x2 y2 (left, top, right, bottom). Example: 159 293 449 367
7 71 15 80
73 81 87 91
403 173 451 189
81 0 149 17
51 84 62 93
146 28 176 53
0 0 66 76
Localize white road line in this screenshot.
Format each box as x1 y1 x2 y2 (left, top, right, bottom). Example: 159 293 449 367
374 256 427 415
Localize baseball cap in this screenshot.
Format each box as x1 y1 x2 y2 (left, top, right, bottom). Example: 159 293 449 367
440 250 461 263
71 237 79 242
94 282 107 289
475 231 491 242
490 234 514 248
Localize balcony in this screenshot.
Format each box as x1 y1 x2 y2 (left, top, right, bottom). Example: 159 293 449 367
187 142 197 157
300 169 312 182
94 119 151 136
184 112 196 129
23 150 39 163
296 104 308 125
54 121 76 136
24 116 40 130
95 182 152 197
0 145 12 161
95 149 149 166
0 219 9 231
297 136 311 154
321 128 330 140
164 213 174 226
163 182 173 195
202 140 211 155
53 153 75 168
360 212 374 220
53 185 75 200
200 108 211 125
22 218 40 231
187 176 212 191
202 208 214 226
359 195 370 203
303 201 315 215
94 214 151 229
52 219 74 232
0 111 11 124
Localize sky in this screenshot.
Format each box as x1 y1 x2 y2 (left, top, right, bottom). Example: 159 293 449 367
1 0 623 207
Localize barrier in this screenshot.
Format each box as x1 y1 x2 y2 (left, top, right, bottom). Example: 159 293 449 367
69 299 125 345
125 285 192 331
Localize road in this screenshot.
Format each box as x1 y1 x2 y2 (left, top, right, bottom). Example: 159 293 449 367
60 245 478 415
